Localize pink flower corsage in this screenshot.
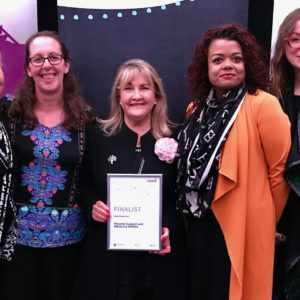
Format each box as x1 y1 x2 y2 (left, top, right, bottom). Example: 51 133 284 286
154 137 178 164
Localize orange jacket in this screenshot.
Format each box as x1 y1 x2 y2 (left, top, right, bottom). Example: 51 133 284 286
210 90 291 300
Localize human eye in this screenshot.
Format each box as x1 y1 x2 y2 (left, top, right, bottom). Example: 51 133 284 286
232 55 243 62
49 54 61 63
212 56 222 64
123 84 132 90
31 56 43 64
291 37 300 44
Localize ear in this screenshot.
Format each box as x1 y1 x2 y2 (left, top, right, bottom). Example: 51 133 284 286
64 61 70 74
27 67 32 77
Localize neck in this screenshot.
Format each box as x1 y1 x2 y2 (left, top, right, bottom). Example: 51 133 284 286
124 118 151 146
294 70 300 95
34 94 65 127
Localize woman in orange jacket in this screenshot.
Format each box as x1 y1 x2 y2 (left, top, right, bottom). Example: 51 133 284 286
176 24 291 300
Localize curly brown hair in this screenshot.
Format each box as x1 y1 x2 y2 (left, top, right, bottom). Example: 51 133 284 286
9 31 93 130
187 24 270 108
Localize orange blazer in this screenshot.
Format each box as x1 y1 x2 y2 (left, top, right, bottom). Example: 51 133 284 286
210 90 291 300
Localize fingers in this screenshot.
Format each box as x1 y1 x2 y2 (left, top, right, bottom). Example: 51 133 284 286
92 200 111 222
149 227 171 255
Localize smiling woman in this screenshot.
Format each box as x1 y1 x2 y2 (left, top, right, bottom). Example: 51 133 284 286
271 8 300 300
0 30 95 300
72 59 188 300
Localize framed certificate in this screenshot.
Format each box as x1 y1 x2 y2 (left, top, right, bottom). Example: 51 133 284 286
107 173 162 251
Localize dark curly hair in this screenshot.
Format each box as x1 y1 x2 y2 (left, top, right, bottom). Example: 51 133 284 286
187 24 270 108
9 30 94 130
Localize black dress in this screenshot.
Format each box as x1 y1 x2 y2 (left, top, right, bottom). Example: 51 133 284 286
72 124 188 300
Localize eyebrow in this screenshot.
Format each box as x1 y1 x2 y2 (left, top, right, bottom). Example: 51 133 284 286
211 52 243 56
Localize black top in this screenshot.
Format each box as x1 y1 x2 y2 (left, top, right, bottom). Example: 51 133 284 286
0 97 86 248
72 124 188 300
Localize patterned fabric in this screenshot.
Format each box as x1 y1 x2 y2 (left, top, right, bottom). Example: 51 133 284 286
16 204 84 247
176 84 247 218
21 124 70 206
0 121 17 260
14 124 85 248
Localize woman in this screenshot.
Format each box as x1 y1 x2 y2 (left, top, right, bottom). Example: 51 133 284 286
0 52 16 261
1 31 94 300
271 8 300 300
73 59 187 300
176 24 291 300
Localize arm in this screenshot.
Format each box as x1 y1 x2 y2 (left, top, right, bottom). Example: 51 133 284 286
255 93 291 221
79 125 105 221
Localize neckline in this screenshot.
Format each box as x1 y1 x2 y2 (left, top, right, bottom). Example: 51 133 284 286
37 122 63 129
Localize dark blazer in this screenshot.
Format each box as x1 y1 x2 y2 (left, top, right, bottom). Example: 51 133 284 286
73 124 187 300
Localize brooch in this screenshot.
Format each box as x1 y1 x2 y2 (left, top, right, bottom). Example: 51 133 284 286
108 154 117 165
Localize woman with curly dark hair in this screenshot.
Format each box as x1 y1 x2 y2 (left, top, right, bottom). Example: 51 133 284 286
0 31 94 300
176 24 291 300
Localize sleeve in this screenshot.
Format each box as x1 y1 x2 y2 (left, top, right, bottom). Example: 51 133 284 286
79 125 101 221
255 93 291 221
0 122 12 176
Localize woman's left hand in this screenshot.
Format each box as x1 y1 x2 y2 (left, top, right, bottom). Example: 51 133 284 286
150 227 171 255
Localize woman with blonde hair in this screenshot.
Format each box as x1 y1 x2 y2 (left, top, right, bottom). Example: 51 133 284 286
73 59 187 300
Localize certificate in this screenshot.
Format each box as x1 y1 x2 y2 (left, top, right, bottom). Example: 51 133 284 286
107 173 162 251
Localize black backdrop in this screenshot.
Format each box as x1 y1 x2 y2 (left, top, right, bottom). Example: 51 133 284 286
37 0 274 122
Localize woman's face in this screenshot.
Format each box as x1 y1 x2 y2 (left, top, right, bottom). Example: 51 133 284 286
285 20 300 71
208 39 245 99
27 36 69 97
119 71 156 127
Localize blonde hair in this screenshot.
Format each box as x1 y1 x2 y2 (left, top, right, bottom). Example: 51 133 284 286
271 8 300 102
100 58 174 139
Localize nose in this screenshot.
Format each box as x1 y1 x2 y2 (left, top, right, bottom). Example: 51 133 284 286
42 57 52 67
223 59 233 69
131 89 142 99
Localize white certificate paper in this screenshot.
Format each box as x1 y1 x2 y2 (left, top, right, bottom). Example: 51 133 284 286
107 174 162 251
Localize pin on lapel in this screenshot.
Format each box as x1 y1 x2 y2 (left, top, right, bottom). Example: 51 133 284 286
108 154 117 165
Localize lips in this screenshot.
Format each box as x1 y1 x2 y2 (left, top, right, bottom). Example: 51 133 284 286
42 73 55 79
220 73 235 78
129 103 145 106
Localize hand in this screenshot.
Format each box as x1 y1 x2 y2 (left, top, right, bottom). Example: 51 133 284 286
150 227 171 255
92 200 111 222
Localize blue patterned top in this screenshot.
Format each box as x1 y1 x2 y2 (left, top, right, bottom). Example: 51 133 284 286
14 124 85 248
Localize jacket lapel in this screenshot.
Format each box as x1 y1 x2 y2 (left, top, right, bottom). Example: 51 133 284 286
213 117 238 202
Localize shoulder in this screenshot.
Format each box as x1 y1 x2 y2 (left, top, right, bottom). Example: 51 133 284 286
0 95 14 113
245 90 285 117
86 122 106 141
246 89 280 107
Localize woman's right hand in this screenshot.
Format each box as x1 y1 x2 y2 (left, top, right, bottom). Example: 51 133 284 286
92 200 111 222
